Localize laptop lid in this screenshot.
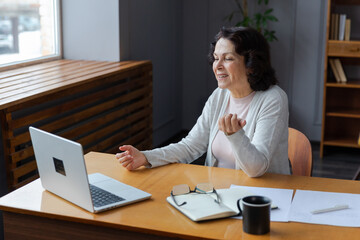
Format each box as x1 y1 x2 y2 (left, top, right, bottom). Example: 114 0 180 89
29 126 151 213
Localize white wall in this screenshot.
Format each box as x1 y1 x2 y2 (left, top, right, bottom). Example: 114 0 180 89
62 0 120 61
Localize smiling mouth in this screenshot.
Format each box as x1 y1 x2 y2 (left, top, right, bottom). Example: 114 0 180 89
217 74 228 79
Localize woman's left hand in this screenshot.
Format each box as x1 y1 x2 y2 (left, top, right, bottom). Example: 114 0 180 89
116 145 149 170
218 113 246 136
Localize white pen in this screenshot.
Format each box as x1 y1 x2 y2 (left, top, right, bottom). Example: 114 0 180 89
311 204 349 214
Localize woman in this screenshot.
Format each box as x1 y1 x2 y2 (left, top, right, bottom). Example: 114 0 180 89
116 26 290 177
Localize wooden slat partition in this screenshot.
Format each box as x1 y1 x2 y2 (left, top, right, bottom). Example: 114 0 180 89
0 59 153 191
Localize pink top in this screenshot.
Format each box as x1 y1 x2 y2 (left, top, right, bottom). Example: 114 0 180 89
212 91 255 169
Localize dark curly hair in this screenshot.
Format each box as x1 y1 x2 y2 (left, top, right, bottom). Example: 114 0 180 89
208 26 277 91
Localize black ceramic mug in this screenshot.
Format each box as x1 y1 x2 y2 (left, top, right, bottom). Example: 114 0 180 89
237 195 271 235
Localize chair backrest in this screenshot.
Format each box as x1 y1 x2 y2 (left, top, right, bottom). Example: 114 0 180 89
288 127 313 176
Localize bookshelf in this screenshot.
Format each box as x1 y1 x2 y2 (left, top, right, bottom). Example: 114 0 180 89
320 0 360 157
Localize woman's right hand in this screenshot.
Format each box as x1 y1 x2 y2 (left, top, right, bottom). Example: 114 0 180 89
218 113 246 136
116 145 149 170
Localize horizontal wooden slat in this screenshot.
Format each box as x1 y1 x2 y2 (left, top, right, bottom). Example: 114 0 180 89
0 60 132 84
107 137 152 154
10 118 151 184
78 108 152 149
1 59 153 191
9 74 148 130
0 60 86 86
9 87 151 163
0 60 106 91
10 99 152 164
60 97 152 141
136 138 153 150
12 160 37 180
0 59 72 80
86 118 151 153
8 76 151 148
0 62 123 100
5 63 151 113
110 127 153 153
11 111 151 182
107 135 153 154
10 147 34 165
13 174 39 190
34 84 150 135
0 60 151 111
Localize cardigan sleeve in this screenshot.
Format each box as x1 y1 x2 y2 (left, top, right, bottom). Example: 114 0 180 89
142 89 219 168
226 87 289 177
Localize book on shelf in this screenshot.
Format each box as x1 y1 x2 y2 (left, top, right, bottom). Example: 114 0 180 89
328 59 341 83
345 18 351 41
334 13 339 40
329 13 351 41
358 132 360 146
330 13 336 40
333 58 347 83
338 14 346 41
329 13 335 40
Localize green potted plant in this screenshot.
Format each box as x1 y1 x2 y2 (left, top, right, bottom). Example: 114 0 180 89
225 0 278 42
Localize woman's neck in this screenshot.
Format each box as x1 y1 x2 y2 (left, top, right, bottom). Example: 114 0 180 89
230 87 254 98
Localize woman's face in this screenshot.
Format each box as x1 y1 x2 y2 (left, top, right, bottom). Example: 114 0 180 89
212 38 251 97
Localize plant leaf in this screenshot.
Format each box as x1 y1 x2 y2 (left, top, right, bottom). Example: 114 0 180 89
224 0 277 42
264 8 273 15
266 15 278 22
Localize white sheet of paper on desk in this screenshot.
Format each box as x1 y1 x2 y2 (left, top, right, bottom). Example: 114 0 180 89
230 185 294 222
288 190 360 227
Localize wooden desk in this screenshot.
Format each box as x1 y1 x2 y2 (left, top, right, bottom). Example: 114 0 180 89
0 152 359 239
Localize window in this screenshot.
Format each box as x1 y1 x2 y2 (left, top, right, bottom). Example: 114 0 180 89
0 0 61 68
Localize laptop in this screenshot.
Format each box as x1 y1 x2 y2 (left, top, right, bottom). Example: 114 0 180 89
29 126 151 213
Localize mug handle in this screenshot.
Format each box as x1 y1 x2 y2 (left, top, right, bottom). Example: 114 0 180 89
236 199 243 217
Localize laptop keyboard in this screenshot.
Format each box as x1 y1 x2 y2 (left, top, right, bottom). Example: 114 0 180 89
90 184 125 208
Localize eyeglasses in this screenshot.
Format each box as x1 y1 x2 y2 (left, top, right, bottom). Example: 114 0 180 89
170 183 221 207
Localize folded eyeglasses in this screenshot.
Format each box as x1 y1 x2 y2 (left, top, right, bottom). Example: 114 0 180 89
170 183 221 207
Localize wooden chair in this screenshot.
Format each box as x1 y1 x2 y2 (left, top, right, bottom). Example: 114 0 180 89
288 127 313 176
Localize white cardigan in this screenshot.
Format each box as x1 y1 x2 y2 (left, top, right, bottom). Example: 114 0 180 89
143 85 290 177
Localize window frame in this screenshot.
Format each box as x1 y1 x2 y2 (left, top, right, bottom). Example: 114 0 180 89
0 0 63 72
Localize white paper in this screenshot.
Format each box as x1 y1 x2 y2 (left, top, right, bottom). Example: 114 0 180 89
288 190 360 227
216 187 255 212
230 185 293 222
